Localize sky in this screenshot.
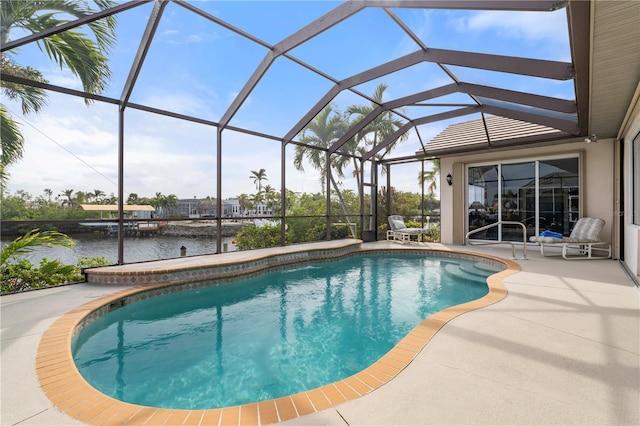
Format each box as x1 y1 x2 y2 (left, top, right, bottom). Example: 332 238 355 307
3 1 573 202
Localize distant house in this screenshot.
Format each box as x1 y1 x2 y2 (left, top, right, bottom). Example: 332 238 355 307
224 198 241 217
165 197 272 219
168 198 216 218
78 204 155 219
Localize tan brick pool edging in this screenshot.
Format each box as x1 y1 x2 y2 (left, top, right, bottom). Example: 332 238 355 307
36 245 520 426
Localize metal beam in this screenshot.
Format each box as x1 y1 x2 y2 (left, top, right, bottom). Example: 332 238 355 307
422 48 574 80
327 80 577 157
0 73 119 105
458 83 577 113
480 104 580 135
284 46 573 146
566 0 591 135
120 0 168 110
1 1 151 52
362 107 479 161
283 50 427 143
218 1 366 131
327 84 460 154
283 86 343 142
172 0 272 49
362 97 579 163
366 1 567 12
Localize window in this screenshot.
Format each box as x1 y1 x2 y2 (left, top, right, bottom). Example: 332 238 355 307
467 156 579 241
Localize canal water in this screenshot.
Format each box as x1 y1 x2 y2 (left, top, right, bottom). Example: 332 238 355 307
1 234 237 266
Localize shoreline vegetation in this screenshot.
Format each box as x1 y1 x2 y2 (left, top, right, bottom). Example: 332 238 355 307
0 220 248 238
0 222 247 295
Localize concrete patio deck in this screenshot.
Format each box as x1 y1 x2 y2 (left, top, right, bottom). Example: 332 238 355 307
1 242 638 425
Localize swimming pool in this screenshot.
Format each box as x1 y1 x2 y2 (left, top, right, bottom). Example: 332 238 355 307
72 252 500 410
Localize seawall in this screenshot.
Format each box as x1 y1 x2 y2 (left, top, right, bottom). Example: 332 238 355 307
158 221 246 238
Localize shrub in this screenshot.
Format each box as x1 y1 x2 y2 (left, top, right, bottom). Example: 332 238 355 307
0 256 111 294
305 223 351 241
234 224 283 250
0 229 112 294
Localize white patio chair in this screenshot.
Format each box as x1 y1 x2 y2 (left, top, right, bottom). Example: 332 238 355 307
387 215 430 243
529 217 611 259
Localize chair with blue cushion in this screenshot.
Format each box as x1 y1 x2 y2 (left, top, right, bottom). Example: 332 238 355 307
529 217 611 259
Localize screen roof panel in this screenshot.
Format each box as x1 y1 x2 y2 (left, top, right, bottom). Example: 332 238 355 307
287 7 420 80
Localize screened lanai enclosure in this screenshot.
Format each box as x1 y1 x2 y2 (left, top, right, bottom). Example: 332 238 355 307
1 0 592 264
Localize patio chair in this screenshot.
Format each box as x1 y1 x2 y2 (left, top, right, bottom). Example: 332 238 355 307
529 217 611 259
387 215 430 243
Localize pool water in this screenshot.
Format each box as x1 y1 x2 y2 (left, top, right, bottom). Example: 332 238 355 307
72 253 496 409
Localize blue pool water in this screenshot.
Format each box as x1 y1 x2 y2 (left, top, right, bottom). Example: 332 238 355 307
72 253 497 409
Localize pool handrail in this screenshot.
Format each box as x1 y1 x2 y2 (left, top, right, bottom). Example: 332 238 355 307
466 220 528 260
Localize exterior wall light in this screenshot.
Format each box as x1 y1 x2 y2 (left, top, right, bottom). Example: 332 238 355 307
446 173 453 186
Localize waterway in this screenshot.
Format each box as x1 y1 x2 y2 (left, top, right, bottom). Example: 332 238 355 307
1 234 237 266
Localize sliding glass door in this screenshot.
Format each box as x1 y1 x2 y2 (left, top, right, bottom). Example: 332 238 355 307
501 162 535 241
468 165 499 240
468 156 579 242
538 158 580 236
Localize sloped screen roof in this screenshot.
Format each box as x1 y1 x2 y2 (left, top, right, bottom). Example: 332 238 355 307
2 0 586 163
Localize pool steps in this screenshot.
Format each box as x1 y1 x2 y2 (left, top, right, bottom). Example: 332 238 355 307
442 261 503 284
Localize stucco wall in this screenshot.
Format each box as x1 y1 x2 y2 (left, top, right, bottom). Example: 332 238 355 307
440 139 615 247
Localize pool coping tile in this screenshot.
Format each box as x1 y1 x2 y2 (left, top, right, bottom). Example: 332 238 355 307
35 242 519 425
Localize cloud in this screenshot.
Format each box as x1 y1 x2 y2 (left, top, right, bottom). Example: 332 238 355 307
161 28 222 45
454 10 568 43
134 90 217 119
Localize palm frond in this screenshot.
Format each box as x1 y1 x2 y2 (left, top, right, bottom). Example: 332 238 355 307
0 229 75 265
0 106 25 166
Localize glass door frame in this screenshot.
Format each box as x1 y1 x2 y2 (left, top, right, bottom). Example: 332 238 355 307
466 154 581 243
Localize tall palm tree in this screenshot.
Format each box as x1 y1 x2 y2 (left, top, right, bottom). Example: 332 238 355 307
294 104 355 237
418 159 440 197
346 83 409 191
346 83 409 229
249 168 268 192
294 105 349 192
0 0 117 187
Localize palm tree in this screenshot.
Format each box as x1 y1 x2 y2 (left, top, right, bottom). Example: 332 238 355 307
346 83 409 230
294 104 355 237
0 228 74 265
60 189 74 207
346 83 409 191
0 0 117 187
77 191 90 205
250 169 268 192
262 184 278 214
294 105 350 192
250 192 264 215
418 159 440 197
127 193 140 205
0 58 47 189
164 194 178 209
43 188 53 202
91 189 105 204
237 193 250 216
